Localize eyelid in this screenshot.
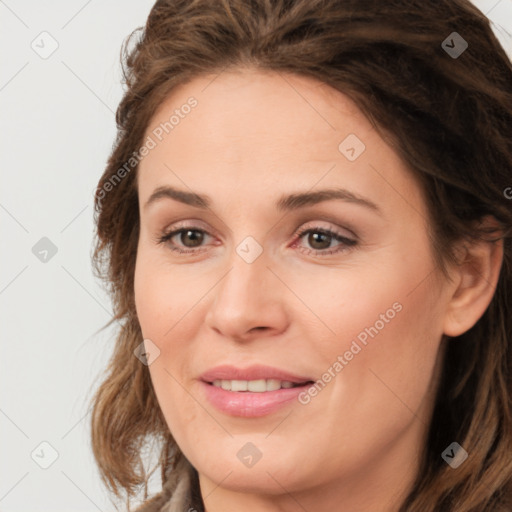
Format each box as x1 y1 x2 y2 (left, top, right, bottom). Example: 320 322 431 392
289 224 357 256
157 219 358 256
159 219 219 240
156 221 216 248
292 220 357 240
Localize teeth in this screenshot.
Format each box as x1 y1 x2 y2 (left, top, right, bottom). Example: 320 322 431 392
266 379 282 391
231 380 247 392
211 379 301 392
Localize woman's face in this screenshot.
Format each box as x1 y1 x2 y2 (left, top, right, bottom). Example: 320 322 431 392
134 69 456 509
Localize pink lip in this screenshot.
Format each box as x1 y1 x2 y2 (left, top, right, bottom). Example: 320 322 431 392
198 365 315 417
199 364 313 384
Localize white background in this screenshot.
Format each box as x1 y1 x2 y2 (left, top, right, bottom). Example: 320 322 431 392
1 1 511 510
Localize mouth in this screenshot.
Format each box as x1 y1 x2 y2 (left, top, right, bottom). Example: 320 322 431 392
199 364 315 387
205 379 314 392
198 365 316 417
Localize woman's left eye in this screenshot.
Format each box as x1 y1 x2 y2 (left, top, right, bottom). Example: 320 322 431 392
292 227 357 255
157 225 357 256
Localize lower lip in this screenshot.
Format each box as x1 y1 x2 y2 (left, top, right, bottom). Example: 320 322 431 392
200 381 312 417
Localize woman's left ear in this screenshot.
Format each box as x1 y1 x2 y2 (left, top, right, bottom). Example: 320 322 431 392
443 216 504 337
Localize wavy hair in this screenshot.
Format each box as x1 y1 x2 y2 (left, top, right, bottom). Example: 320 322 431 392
89 1 512 510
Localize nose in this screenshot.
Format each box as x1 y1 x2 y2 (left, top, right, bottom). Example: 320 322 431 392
204 251 289 342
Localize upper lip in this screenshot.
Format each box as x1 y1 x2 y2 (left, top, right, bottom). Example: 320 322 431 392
200 364 314 384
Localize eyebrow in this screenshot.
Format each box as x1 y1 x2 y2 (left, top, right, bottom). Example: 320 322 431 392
143 185 381 214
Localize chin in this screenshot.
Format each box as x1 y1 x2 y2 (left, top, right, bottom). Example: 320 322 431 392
200 462 301 495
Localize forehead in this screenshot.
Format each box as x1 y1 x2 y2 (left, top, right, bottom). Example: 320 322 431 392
137 69 427 221
142 69 367 161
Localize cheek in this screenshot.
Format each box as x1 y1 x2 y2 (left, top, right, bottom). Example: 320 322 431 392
308 244 445 415
334 273 445 420
134 247 197 339
134 255 204 446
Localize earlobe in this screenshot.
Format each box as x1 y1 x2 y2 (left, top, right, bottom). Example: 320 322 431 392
443 222 504 338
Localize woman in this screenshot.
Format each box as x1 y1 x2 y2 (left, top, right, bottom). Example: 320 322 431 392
90 0 512 511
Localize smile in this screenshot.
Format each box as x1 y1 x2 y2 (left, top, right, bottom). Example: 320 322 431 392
210 379 308 392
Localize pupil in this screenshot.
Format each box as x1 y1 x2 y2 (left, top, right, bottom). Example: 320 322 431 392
182 230 203 247
309 232 330 249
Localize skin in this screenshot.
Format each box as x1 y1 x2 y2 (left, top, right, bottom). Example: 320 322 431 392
133 68 502 512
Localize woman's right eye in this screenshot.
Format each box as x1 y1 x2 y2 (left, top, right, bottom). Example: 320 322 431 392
157 227 214 254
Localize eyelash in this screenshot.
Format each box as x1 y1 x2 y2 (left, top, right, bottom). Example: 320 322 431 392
292 226 357 255
156 222 357 257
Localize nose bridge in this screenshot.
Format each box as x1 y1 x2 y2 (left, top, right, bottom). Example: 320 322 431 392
216 246 273 313
204 241 287 338
216 219 271 299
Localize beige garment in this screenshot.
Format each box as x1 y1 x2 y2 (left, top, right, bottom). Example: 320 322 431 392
133 456 203 512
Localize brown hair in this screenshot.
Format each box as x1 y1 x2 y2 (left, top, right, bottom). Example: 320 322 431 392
90 1 512 510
